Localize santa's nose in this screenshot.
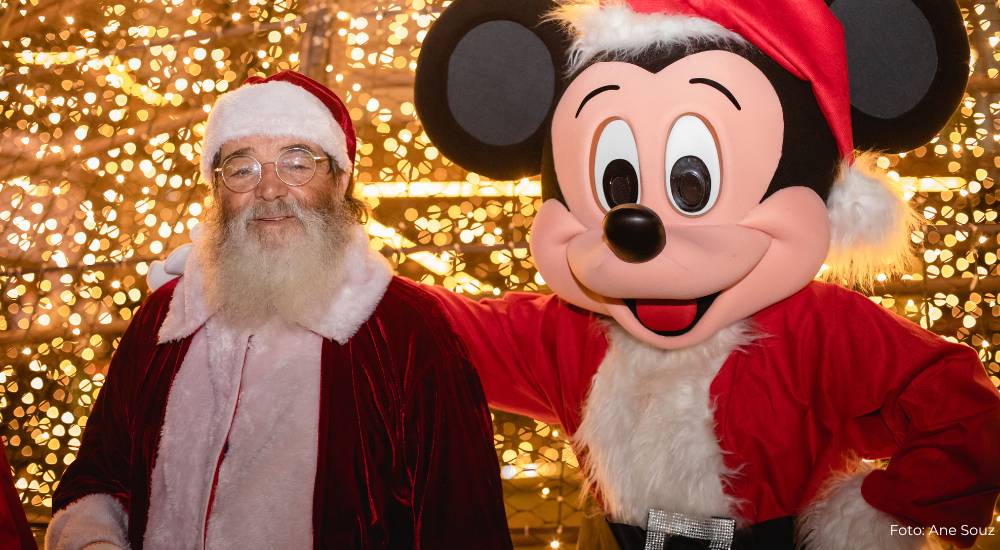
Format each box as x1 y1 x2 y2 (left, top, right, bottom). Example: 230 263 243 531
603 204 666 263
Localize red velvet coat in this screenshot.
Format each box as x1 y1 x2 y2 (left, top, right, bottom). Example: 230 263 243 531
52 276 512 549
1 439 35 550
427 281 1000 547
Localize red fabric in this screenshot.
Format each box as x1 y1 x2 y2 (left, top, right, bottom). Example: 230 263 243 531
0 439 35 550
623 0 854 159
424 288 607 430
243 70 357 164
428 281 1000 547
53 276 511 549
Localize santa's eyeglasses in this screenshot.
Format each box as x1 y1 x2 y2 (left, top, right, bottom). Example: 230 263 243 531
214 147 331 193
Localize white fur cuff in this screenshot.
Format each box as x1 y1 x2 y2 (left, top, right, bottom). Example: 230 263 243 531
45 493 131 550
797 466 938 550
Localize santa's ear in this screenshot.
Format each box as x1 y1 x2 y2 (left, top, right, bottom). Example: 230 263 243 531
829 0 969 152
415 0 568 180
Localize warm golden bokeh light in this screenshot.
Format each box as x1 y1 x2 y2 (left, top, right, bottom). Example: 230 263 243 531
0 0 998 547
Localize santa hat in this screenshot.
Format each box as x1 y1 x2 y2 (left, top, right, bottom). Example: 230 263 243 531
200 70 357 185
554 0 915 286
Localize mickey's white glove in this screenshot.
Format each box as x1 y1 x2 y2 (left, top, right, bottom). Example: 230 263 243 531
146 222 201 292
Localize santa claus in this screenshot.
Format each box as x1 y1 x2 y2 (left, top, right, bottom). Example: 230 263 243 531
46 71 511 549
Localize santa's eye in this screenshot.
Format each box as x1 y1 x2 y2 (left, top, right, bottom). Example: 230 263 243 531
665 115 720 216
593 119 641 211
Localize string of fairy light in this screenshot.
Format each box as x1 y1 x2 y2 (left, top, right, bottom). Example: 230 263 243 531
0 0 997 547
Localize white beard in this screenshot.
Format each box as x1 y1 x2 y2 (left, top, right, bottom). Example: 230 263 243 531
197 191 356 331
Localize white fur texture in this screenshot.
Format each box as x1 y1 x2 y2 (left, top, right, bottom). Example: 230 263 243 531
203 318 320 549
200 80 351 184
45 493 130 550
143 321 238 549
797 464 939 550
297 226 394 343
825 154 918 288
157 224 392 344
574 320 757 527
551 1 746 73
143 315 321 548
155 233 214 343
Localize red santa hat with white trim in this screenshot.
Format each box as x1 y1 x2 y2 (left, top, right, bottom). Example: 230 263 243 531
200 71 357 185
549 0 968 284
560 0 855 155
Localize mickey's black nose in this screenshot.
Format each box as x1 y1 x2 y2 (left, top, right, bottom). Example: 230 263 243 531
603 204 666 263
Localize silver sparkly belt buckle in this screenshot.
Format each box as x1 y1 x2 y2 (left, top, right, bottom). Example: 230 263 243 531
644 509 736 550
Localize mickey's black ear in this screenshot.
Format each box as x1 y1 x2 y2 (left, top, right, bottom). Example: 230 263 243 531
415 0 568 180
829 0 970 153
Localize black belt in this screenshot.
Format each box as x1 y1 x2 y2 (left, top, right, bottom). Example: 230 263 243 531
608 515 795 550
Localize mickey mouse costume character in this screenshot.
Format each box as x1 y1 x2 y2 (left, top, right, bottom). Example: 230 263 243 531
151 1 1000 548
410 0 1000 548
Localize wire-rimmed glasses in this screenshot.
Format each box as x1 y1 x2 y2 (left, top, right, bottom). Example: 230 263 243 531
214 147 330 193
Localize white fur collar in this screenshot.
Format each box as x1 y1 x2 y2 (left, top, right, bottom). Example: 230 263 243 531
575 320 758 527
157 225 393 345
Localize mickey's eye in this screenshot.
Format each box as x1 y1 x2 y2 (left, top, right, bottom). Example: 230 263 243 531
665 115 721 216
593 119 641 211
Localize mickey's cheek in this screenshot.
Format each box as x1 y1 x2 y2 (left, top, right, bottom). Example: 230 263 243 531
529 199 611 314
739 187 831 266
683 187 830 339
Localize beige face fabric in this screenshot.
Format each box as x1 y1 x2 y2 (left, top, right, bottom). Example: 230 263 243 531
533 51 831 349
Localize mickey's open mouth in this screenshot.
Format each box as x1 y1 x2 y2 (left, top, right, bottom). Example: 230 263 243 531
624 292 721 336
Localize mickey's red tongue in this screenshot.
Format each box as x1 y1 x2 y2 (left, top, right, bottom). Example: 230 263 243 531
633 299 698 333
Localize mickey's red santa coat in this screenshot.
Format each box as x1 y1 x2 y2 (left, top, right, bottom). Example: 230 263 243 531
412 0 1000 548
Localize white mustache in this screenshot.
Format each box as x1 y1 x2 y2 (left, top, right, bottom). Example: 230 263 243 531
237 198 305 224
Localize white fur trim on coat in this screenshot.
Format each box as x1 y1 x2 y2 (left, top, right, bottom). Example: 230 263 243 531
45 493 130 550
824 154 918 288
156 224 392 345
574 320 757 527
202 319 320 548
143 316 320 549
200 80 352 184
797 463 939 550
551 1 746 73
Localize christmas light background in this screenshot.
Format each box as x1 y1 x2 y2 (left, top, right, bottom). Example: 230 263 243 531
0 0 997 547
